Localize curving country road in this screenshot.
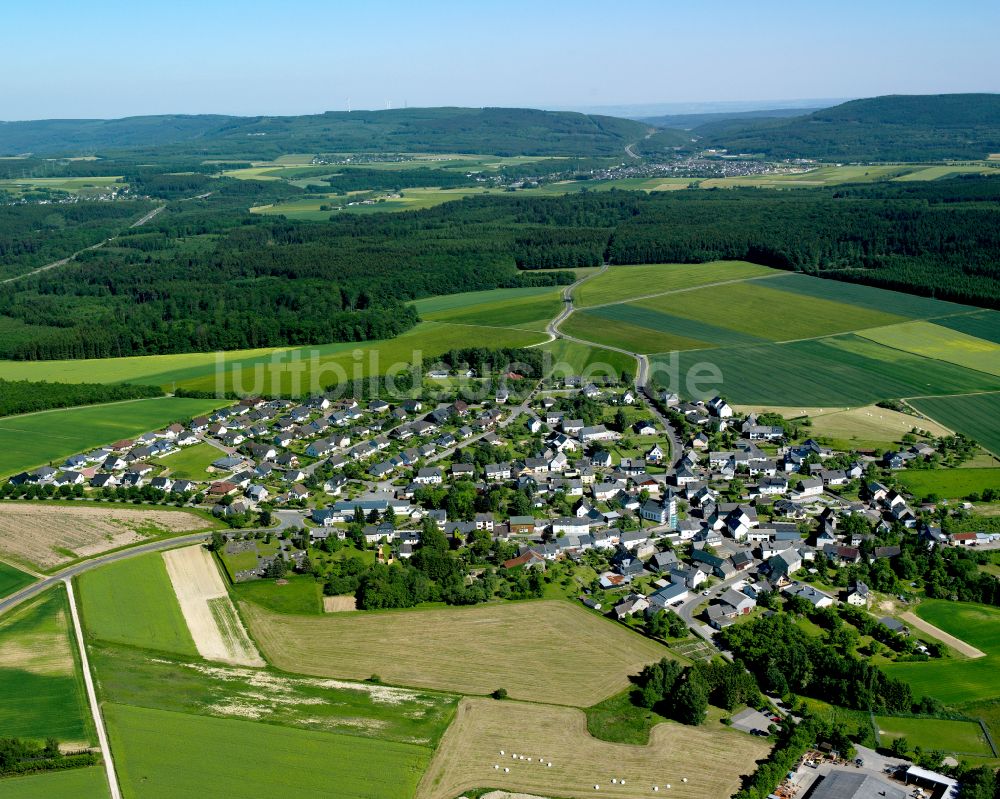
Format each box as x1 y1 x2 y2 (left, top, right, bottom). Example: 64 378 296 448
548 264 681 470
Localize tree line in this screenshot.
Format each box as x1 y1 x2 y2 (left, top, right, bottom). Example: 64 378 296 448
0 378 163 417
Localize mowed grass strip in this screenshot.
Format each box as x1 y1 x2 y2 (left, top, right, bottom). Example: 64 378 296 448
77 552 198 657
896 468 1000 500
0 560 35 598
243 600 670 707
663 336 1000 406
909 393 1000 457
0 585 93 744
0 766 109 799
636 281 908 342
416 697 770 799
883 601 1000 706
0 397 225 478
562 310 709 354
105 703 433 799
873 715 992 756
858 320 1000 377
574 261 777 308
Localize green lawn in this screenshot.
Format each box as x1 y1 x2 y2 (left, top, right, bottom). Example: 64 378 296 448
0 560 35 598
539 339 636 379
574 261 777 308
662 336 1000 405
155 442 221 479
896 468 1000 500
0 585 93 744
77 552 197 657
104 703 434 799
874 714 992 757
883 601 1000 707
585 689 671 745
232 574 323 614
909 393 1000 457
0 398 225 477
0 767 109 799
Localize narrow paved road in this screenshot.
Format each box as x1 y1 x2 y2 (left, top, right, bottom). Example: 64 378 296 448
65 578 123 799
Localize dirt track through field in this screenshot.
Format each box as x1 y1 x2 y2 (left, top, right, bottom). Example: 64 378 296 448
416 698 770 799
162 546 264 666
899 611 987 658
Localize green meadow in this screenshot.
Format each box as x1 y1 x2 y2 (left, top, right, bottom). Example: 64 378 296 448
539 339 636 379
0 560 35 598
105 703 435 799
896 468 1000 500
874 715 992 757
0 585 93 744
858 320 1000 377
909 393 1000 457
155 442 223 480
936 310 1000 345
0 767 109 799
562 309 709 354
416 286 562 330
883 601 1000 707
0 397 225 478
77 552 198 657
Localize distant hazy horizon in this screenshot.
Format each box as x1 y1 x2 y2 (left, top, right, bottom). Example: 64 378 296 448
3 0 998 120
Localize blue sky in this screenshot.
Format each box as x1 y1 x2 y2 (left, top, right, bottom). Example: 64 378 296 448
3 0 998 119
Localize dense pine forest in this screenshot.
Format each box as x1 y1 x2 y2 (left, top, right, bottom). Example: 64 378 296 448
1 174 998 360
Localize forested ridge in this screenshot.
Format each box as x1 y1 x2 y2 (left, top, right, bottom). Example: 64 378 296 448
695 93 1000 160
1 175 999 360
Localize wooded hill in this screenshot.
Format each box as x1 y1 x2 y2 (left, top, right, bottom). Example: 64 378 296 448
689 94 1000 161
0 107 651 159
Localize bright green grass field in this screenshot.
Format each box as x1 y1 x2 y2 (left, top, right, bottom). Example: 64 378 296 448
909 393 1000 458
0 322 546 396
539 339 636 379
0 560 35 598
574 261 777 308
585 303 766 349
411 285 556 315
0 398 225 478
0 586 93 743
0 767 109 799
77 552 197 657
858 320 1000 377
105 703 433 799
155 442 222 479
874 715 992 756
635 280 908 342
883 601 1000 707
896 468 1000 500
232 575 323 614
663 336 1000 405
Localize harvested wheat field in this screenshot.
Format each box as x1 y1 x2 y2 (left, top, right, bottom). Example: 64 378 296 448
416 698 770 799
0 502 209 570
163 546 264 667
243 600 670 707
323 595 358 612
